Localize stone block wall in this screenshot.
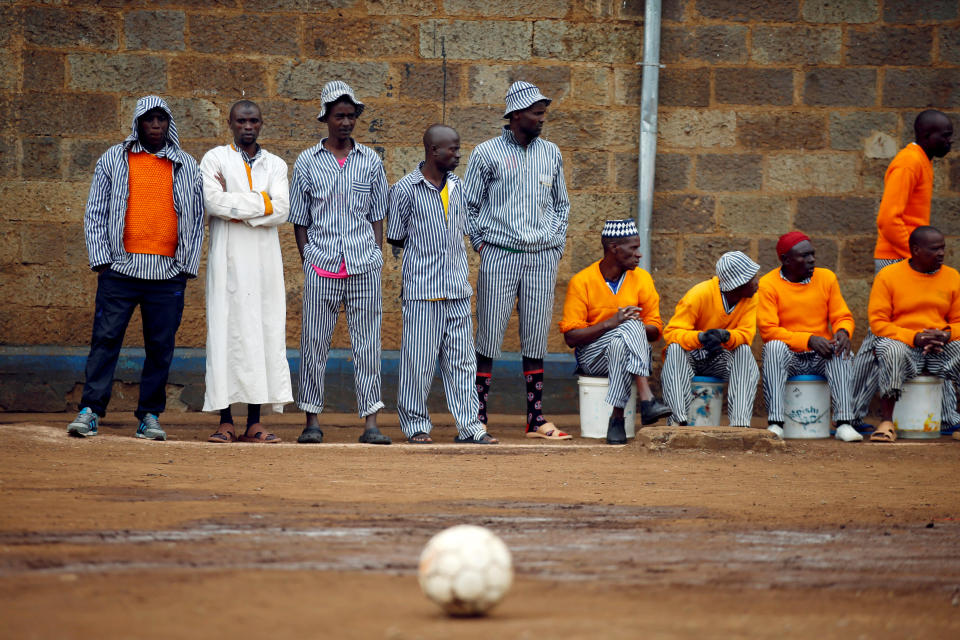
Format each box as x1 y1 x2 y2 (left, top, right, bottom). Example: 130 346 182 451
2 0 960 361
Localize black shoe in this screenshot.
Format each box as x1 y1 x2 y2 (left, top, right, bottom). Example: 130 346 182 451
639 398 672 425
606 416 627 445
358 428 391 445
297 426 324 444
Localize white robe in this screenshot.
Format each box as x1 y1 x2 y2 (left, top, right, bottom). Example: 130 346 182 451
200 144 293 412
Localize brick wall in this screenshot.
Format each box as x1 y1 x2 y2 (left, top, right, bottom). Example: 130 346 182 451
2 0 959 358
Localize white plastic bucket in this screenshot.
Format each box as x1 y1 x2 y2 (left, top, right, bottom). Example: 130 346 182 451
893 375 943 439
577 376 637 439
689 376 724 426
783 375 831 439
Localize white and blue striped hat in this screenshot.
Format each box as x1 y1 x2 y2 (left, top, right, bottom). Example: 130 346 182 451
715 251 761 292
503 80 551 118
601 218 639 239
317 80 365 122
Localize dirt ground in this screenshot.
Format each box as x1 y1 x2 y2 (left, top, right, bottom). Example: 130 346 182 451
1 411 959 639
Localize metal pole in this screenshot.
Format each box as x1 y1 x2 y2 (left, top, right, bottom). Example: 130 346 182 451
637 0 662 272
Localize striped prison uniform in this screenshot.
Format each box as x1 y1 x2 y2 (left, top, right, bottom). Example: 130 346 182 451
851 258 960 425
462 127 569 360
761 344 853 423
661 277 759 426
289 139 387 416
386 164 484 440
868 259 960 404
574 321 652 408
874 338 960 398
80 96 204 419
757 267 855 423
558 262 662 409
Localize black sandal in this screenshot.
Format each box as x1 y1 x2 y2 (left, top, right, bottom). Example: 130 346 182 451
358 429 391 445
297 426 324 444
407 432 433 444
454 432 499 444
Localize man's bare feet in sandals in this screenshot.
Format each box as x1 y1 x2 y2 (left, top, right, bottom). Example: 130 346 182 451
407 432 433 444
239 423 281 443
208 423 237 443
525 422 572 440
455 431 499 444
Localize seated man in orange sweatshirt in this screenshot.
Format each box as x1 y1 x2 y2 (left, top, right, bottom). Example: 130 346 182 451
867 226 960 442
757 232 861 442
558 219 672 444
662 251 760 427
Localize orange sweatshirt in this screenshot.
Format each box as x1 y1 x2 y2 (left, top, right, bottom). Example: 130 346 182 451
559 262 662 333
663 276 757 351
124 152 178 257
874 143 933 260
757 267 854 352
868 259 960 345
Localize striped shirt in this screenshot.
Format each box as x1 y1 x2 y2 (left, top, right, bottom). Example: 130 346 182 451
288 139 387 275
462 127 570 253
83 95 204 280
386 163 472 301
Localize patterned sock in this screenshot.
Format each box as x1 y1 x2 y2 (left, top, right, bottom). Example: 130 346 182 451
246 404 261 427
475 373 492 425
219 407 233 424
524 369 546 431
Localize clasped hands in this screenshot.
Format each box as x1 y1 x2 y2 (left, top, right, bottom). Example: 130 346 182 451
607 306 643 328
914 328 951 355
808 329 852 359
697 328 731 356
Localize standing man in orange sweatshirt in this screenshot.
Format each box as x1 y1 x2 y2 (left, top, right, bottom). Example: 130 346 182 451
67 96 205 441
662 251 761 427
558 219 672 444
851 110 955 433
866 226 960 442
757 232 860 442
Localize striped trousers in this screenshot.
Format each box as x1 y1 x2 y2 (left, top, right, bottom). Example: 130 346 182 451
874 337 960 398
851 258 960 424
397 298 485 440
761 340 854 423
575 319 652 408
298 267 384 417
662 343 759 427
475 244 562 360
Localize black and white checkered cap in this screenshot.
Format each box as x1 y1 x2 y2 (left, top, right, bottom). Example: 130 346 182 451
317 80 365 121
715 251 761 292
503 81 551 118
601 218 640 239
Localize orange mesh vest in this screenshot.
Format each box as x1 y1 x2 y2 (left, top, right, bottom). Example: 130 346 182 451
124 152 178 257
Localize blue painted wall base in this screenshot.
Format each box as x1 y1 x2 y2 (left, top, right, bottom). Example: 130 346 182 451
0 346 580 415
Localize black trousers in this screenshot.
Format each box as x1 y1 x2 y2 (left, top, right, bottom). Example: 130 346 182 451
80 269 187 419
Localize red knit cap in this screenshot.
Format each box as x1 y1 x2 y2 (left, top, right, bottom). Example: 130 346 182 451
776 231 810 258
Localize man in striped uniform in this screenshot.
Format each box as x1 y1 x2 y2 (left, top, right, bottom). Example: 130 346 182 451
558 219 672 444
851 110 957 434
289 81 391 445
661 251 761 427
757 232 861 442
866 226 960 442
67 95 204 441
201 100 292 444
387 125 497 444
463 80 572 441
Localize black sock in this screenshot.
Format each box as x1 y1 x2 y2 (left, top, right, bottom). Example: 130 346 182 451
524 368 546 430
220 407 233 424
476 373 492 425
246 404 260 427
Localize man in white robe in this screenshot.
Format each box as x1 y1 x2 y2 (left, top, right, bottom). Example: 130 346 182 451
201 100 292 443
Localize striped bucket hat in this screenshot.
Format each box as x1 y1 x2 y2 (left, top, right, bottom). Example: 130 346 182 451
715 251 760 292
317 80 365 122
503 81 551 118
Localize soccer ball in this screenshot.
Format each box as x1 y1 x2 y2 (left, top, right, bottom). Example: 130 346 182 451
418 525 513 616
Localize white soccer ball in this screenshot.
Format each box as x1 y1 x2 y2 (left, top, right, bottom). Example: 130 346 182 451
418 524 513 617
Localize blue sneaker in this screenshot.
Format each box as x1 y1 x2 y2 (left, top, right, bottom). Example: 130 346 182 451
67 407 99 437
941 423 960 435
135 414 167 441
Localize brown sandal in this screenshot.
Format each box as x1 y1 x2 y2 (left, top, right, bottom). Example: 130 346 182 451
239 423 281 443
208 423 237 443
525 422 572 440
869 420 897 443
